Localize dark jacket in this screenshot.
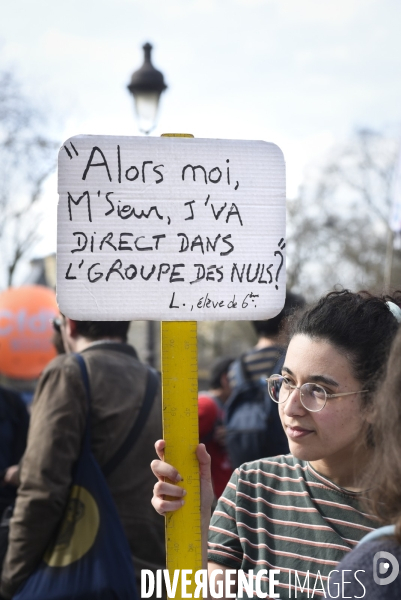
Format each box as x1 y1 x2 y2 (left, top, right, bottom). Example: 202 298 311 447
327 538 401 599
0 343 165 599
0 387 29 516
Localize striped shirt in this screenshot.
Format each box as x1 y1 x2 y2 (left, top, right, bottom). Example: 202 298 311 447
207 454 377 599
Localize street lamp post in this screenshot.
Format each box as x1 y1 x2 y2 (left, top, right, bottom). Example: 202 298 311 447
127 43 168 367
127 42 167 135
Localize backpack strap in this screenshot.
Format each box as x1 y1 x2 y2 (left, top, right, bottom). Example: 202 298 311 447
75 353 91 401
358 525 396 546
74 353 159 478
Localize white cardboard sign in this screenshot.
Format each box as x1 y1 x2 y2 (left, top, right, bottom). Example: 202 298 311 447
57 135 286 321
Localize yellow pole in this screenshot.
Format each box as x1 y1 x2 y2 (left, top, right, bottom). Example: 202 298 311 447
160 134 202 598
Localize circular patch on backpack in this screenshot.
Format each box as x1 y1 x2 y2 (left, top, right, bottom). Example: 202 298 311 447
44 485 100 567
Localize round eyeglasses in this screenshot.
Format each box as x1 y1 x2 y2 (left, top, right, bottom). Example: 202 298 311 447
266 374 369 412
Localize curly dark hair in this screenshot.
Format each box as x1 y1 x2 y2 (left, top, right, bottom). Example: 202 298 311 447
363 327 401 543
289 290 401 409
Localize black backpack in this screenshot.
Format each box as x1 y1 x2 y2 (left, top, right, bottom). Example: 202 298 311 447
223 356 289 469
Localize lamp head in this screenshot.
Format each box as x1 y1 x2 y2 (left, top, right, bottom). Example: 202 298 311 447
127 43 168 134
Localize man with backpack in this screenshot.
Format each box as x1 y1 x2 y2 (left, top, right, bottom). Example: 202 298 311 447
0 318 164 599
225 290 305 468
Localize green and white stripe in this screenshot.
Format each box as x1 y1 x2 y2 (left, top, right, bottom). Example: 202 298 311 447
208 455 377 598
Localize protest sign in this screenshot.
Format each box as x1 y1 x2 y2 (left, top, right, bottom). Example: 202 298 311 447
57 135 286 320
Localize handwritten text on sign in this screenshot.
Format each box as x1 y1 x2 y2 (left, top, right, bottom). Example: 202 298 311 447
57 136 286 320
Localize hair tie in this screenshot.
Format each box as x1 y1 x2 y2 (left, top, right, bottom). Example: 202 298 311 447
386 301 401 323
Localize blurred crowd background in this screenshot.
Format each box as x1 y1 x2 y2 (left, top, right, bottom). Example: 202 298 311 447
1 0 401 385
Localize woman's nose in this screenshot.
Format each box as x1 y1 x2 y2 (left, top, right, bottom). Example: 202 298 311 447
283 386 307 417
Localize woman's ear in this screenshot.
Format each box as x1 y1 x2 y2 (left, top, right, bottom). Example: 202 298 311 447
364 404 376 425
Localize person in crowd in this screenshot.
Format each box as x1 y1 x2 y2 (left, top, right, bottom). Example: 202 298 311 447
0 317 165 599
0 387 29 518
327 309 401 599
223 290 305 467
198 356 234 499
228 290 305 387
0 386 29 567
151 290 401 599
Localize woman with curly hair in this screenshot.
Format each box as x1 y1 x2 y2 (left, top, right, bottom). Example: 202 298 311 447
152 290 401 599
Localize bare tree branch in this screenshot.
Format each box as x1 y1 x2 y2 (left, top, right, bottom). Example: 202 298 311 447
0 68 59 288
286 129 400 299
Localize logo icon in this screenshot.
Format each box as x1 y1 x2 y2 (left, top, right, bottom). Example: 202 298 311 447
44 486 100 567
373 551 399 586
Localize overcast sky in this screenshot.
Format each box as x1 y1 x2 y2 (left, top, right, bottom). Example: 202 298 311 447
1 0 401 257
